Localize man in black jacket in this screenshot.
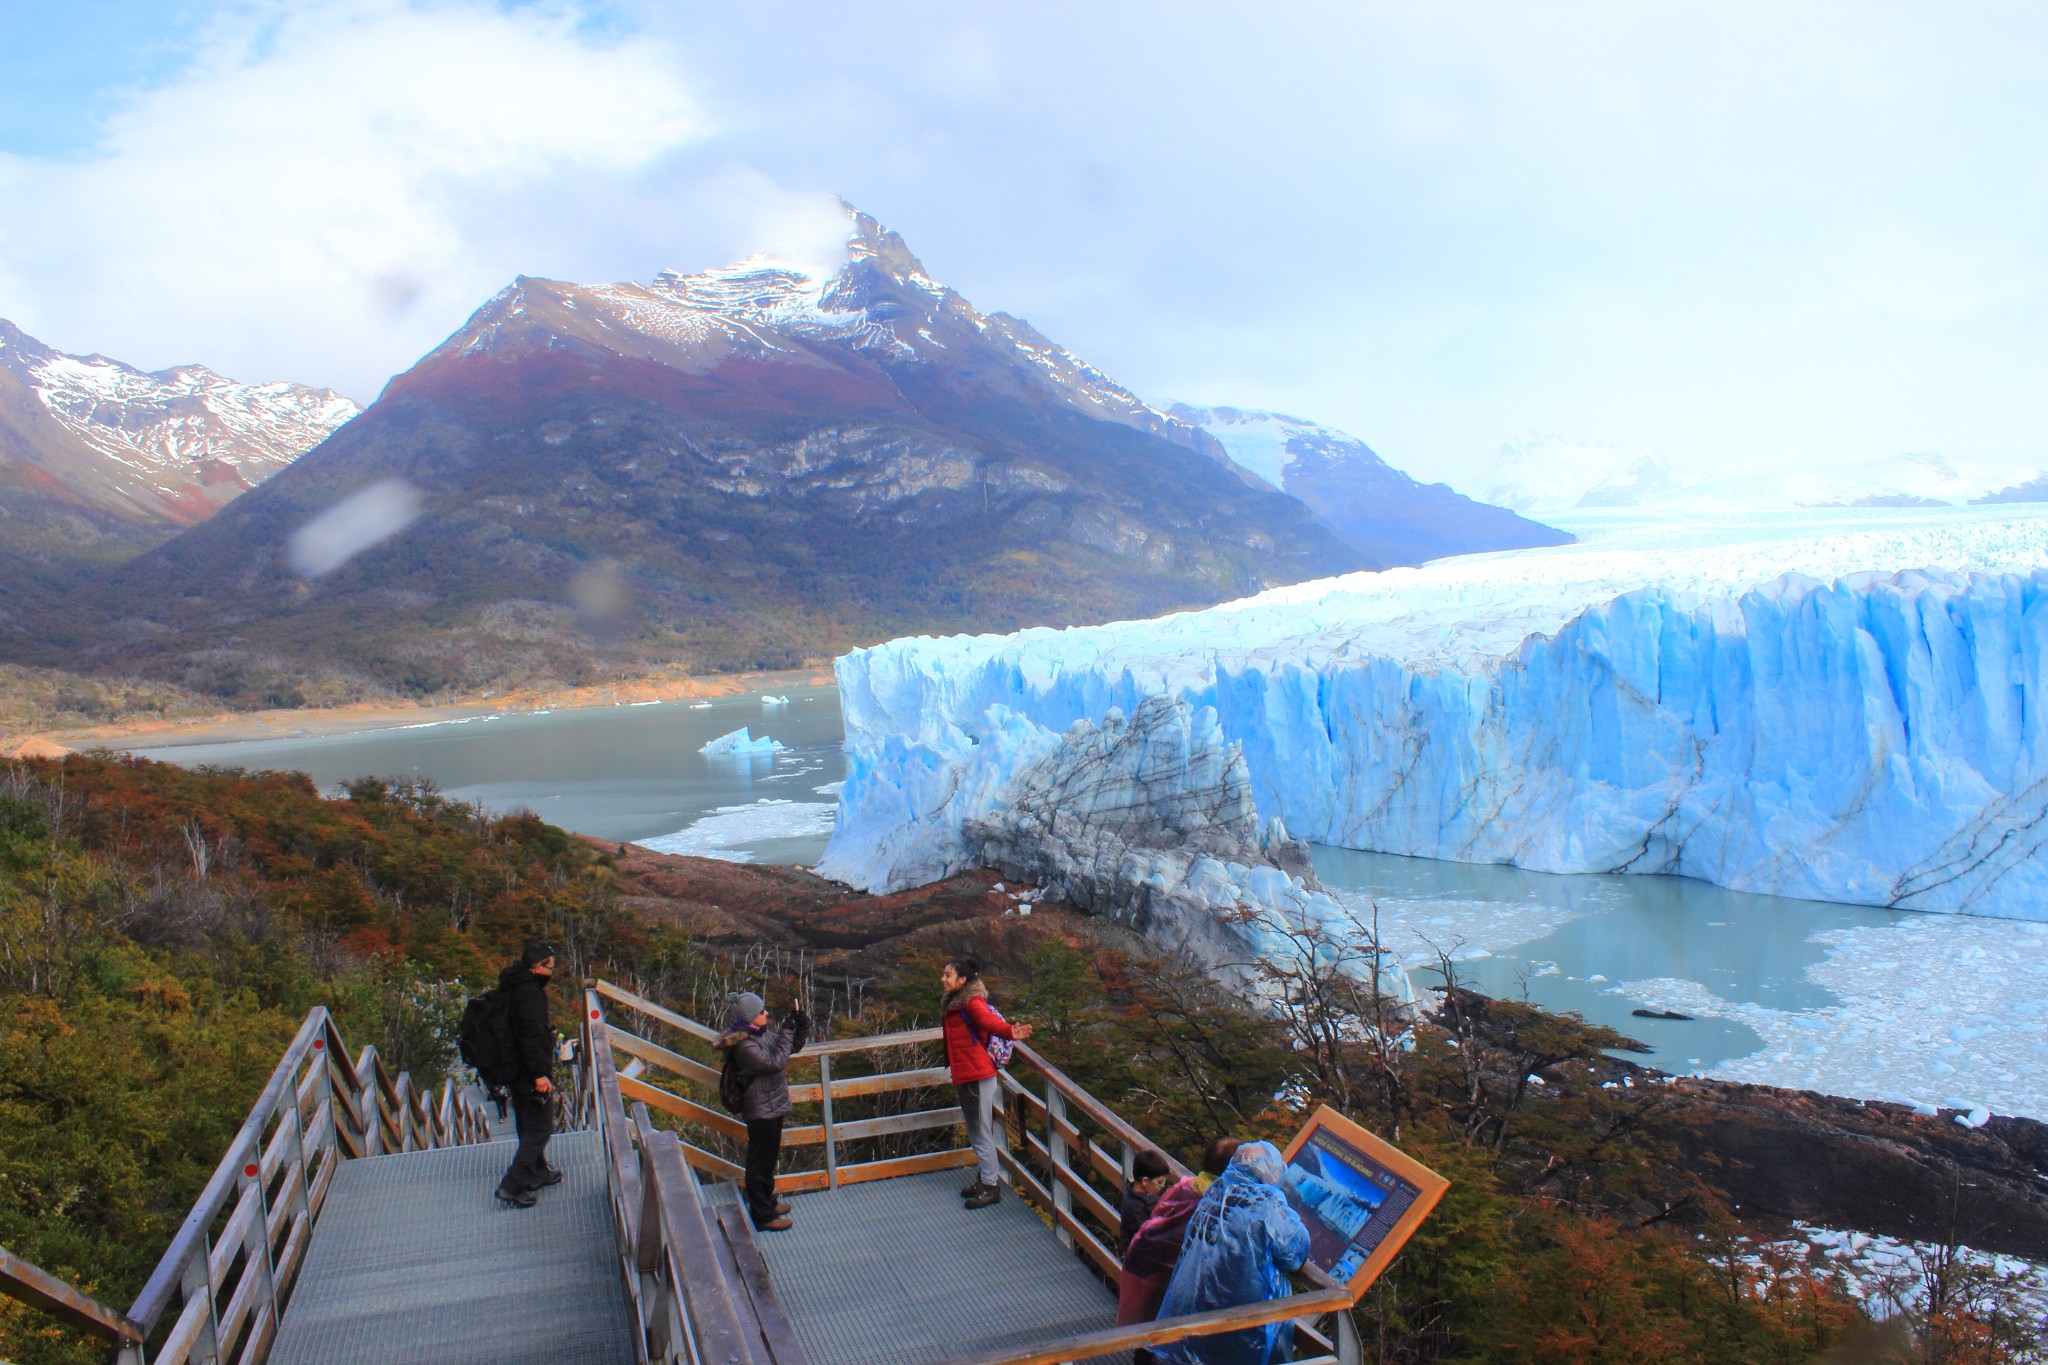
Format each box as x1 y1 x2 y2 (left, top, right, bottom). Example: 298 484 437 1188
494 941 560 1208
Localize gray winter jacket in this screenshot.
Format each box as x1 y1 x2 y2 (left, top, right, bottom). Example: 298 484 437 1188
717 1014 809 1121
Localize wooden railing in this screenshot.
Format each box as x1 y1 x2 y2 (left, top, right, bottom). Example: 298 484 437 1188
594 979 976 1193
584 979 1362 1365
0 1007 490 1364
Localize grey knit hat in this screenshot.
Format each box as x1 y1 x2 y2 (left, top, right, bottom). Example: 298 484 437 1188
727 991 766 1029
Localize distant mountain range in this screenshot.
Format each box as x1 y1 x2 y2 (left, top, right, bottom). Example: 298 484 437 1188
0 319 356 585
1168 405 1566 565
1485 437 2048 516
6 206 1568 703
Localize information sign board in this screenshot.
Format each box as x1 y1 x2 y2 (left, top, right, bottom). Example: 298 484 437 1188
1278 1105 1449 1295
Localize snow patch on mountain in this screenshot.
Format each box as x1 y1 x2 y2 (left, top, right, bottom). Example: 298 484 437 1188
1167 404 1333 488
1170 403 1571 567
0 318 357 520
822 506 2048 921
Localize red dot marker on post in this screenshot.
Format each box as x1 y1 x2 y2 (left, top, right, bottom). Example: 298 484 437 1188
244 1164 259 1179
591 1009 600 1019
312 1039 323 1049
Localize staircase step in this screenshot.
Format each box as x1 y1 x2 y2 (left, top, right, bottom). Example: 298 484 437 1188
269 1132 634 1365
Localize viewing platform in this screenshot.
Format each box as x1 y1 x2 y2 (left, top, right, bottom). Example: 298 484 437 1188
1 981 1366 1365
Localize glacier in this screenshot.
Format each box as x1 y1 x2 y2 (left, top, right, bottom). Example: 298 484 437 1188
819 508 2048 924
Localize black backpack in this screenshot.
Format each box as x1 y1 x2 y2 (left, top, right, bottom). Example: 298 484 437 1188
458 989 517 1084
718 1055 747 1115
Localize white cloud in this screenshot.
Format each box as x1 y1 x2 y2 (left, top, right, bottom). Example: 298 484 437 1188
0 2 728 398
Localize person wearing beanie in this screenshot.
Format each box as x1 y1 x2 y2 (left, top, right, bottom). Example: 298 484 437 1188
716 989 809 1231
493 941 560 1208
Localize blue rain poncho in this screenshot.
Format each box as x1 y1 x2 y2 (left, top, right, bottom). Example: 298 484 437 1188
1152 1142 1312 1365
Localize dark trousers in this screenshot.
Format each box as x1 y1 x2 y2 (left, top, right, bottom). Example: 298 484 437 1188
744 1117 784 1224
499 1080 553 1193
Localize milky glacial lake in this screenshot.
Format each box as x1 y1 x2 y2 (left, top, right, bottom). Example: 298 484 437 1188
126 685 848 866
127 685 2046 1114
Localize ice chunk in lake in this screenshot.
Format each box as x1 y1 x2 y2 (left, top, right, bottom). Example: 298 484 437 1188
699 727 786 757
823 508 2048 921
643 800 835 862
762 695 791 707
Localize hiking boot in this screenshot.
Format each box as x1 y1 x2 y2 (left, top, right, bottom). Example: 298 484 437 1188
754 1215 794 1232
960 1180 989 1197
532 1166 564 1189
772 1200 792 1216
964 1186 1001 1210
494 1184 537 1209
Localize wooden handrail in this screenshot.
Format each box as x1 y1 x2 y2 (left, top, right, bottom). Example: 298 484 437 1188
596 979 723 1044
800 1025 943 1057
596 978 944 1058
126 1008 327 1333
1010 1041 1192 1179
0 1247 143 1345
634 1110 762 1365
949 1286 1355 1365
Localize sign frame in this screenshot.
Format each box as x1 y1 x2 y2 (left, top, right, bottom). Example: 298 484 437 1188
1277 1104 1450 1299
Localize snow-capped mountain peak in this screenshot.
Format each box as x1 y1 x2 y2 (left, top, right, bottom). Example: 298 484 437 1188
0 318 359 525
435 202 1216 458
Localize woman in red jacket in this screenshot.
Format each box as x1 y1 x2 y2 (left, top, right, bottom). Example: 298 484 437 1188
940 958 1033 1210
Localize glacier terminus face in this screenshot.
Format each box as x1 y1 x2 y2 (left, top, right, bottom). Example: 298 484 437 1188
820 506 2048 925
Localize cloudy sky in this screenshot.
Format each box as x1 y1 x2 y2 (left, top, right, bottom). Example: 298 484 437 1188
1 1 2043 490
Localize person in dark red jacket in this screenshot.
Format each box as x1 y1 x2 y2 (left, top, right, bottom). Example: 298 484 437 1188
940 958 1032 1209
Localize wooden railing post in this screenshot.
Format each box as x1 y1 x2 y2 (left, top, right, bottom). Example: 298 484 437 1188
356 1051 383 1158
178 1238 221 1365
393 1073 413 1152
818 1054 839 1191
1336 1306 1363 1365
284 1079 314 1230
1045 1087 1074 1251
235 1148 279 1345
308 1026 335 1148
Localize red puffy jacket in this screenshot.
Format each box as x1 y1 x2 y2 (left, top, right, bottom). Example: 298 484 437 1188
942 989 1018 1084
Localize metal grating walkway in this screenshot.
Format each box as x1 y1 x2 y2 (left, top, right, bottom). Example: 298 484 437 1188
269 1131 635 1365
713 1170 1130 1365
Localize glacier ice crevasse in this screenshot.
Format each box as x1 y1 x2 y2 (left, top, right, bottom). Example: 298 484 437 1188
820 567 2048 920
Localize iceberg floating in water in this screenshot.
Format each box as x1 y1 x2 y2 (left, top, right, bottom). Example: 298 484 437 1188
821 509 2048 922
700 726 786 757
762 695 791 707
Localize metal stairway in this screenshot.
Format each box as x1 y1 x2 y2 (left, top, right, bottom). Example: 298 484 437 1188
268 1132 636 1365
